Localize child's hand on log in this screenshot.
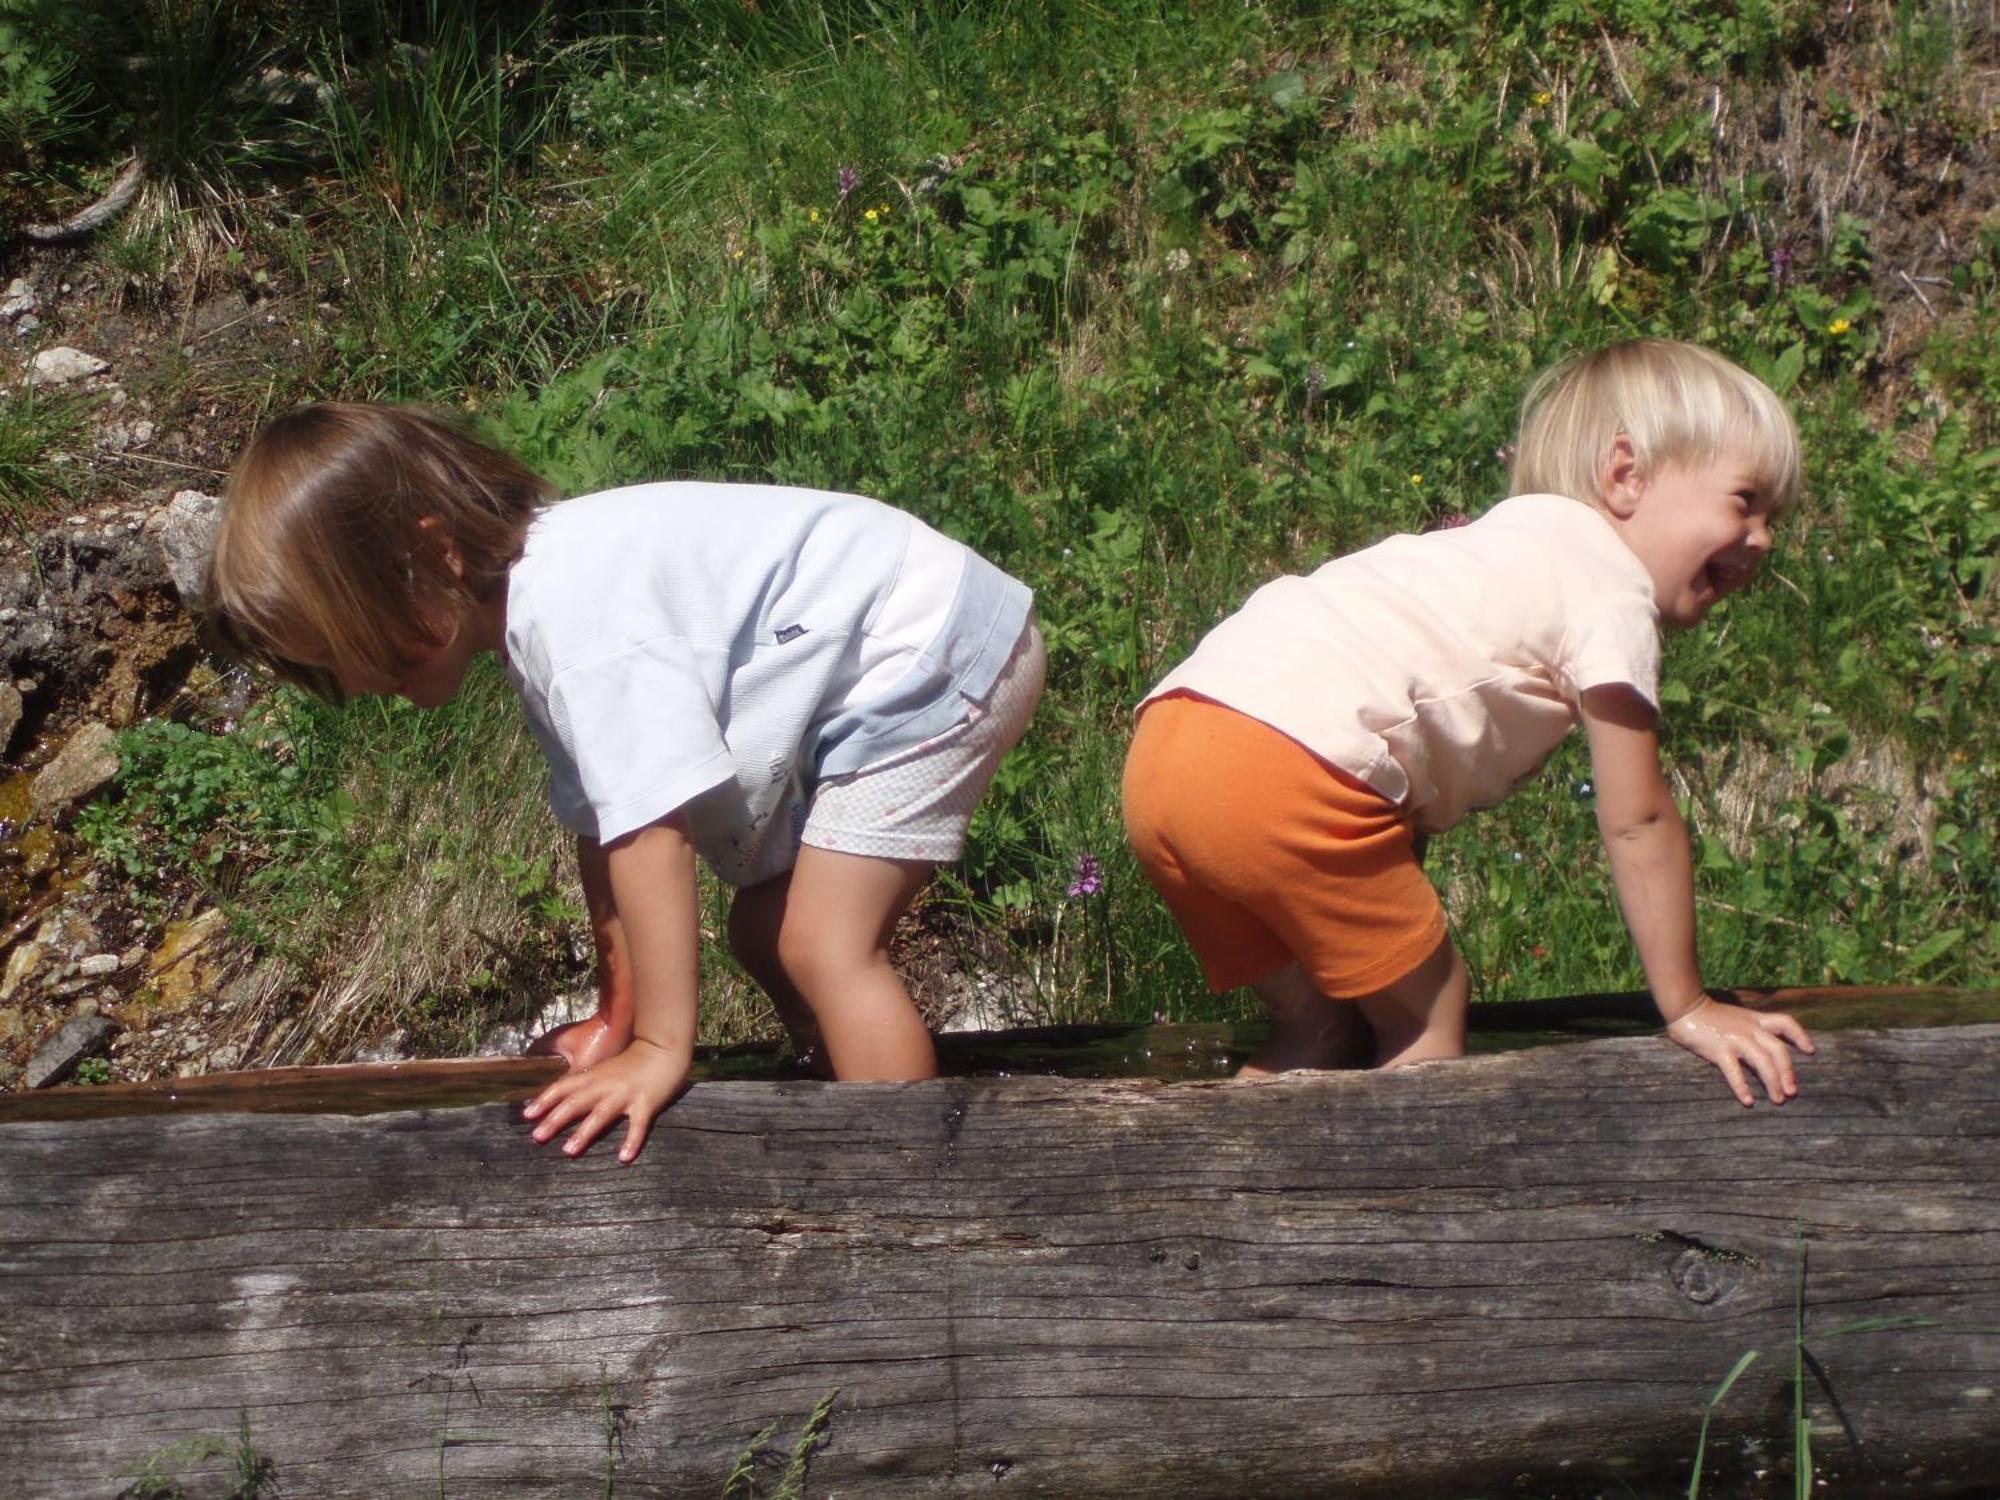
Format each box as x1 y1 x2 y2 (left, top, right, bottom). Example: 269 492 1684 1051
522 1038 691 1163
1666 995 1814 1106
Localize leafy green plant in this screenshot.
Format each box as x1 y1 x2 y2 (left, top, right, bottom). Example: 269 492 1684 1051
76 702 356 928
0 10 90 181
73 1056 113 1084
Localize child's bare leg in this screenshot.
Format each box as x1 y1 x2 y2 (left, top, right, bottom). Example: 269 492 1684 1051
727 873 831 1074
770 846 938 1080
1240 962 1375 1078
1352 934 1469 1068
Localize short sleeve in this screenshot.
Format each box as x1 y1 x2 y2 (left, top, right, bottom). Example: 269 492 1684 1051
1560 594 1661 709
544 639 737 844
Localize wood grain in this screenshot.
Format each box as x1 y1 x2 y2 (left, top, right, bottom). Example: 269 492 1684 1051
2 1025 1995 1497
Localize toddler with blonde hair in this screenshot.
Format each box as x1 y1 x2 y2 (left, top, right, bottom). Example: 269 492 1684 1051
1123 339 1815 1102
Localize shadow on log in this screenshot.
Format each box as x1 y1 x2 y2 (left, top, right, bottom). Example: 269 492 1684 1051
1 989 1996 1498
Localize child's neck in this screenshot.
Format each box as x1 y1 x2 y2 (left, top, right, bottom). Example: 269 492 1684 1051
471 578 512 663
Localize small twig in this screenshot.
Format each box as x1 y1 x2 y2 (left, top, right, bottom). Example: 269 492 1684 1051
188 310 261 345
1897 268 1938 316
101 452 231 477
1695 895 1810 930
1763 564 1808 603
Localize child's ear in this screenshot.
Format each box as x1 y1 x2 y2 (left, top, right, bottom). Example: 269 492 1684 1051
1599 433 1644 518
414 514 465 579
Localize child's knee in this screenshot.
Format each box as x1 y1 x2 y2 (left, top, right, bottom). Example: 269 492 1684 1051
773 913 883 1000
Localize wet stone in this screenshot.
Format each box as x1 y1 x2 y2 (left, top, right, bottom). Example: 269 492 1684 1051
28 721 119 817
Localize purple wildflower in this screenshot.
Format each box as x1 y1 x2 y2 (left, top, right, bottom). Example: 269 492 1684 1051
1769 245 1793 286
1067 853 1103 899
1438 512 1471 529
837 164 860 201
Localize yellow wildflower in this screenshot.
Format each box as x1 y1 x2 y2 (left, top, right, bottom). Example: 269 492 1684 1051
808 208 821 223
1409 472 1424 486
1827 317 1852 335
1533 90 1553 107
864 207 880 223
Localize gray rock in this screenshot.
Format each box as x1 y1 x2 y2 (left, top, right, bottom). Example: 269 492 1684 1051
0 678 19 754
0 279 34 320
13 313 39 337
24 1013 119 1088
26 347 109 387
77 953 121 977
1 510 176 700
98 418 157 455
150 489 222 602
29 721 119 817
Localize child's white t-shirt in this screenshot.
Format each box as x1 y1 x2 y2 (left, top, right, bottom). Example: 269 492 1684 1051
502 482 1033 885
1141 494 1660 834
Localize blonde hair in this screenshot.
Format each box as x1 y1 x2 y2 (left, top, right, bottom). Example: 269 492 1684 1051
204 403 554 700
1510 339 1800 515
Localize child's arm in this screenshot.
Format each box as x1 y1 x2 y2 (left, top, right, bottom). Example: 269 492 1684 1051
1579 685 1814 1105
521 815 701 1162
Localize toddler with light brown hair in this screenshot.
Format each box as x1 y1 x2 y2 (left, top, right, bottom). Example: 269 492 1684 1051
208 403 1044 1161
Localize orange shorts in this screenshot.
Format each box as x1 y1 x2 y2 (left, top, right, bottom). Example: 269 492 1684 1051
1122 693 1446 997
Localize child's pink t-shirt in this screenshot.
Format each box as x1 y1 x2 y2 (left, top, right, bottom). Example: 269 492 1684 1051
1140 493 1660 834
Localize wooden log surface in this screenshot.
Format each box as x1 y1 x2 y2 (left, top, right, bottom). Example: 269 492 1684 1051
1 993 1996 1497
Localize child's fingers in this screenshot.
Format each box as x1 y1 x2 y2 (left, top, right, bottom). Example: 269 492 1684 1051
617 1107 658 1165
1745 1032 1798 1104
523 1072 584 1125
527 1079 606 1145
561 1098 625 1157
1759 1010 1816 1054
1715 1048 1756 1108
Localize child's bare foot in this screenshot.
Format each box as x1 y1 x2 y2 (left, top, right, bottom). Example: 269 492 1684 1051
528 1012 629 1072
1238 1020 1374 1078
1238 965 1374 1079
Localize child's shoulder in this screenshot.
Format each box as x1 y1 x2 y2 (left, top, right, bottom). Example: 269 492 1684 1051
543 480 909 534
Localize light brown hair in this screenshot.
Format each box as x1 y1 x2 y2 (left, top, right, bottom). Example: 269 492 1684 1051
1511 338 1801 516
204 403 554 700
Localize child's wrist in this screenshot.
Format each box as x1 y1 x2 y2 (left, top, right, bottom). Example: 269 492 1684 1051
1660 991 1714 1028
628 1033 693 1065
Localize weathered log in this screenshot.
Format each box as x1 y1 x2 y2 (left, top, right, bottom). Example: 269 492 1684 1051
1 994 1996 1498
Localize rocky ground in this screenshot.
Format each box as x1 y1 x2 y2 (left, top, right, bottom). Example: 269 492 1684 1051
0 249 324 1090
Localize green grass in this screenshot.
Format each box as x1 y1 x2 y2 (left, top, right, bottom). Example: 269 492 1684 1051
0 384 89 524
58 0 1999 1056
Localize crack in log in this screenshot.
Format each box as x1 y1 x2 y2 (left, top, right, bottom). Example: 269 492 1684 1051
1639 1228 1765 1267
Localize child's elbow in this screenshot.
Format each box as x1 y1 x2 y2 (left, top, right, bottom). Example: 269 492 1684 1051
1596 796 1682 846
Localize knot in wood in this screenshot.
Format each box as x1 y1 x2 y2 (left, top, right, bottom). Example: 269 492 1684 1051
1670 1247 1735 1305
